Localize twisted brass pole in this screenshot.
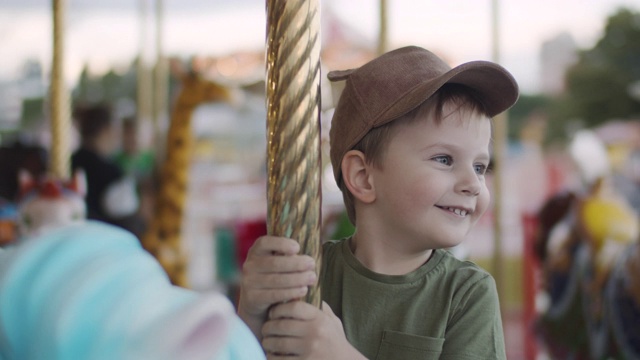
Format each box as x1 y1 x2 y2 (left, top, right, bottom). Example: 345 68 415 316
265 0 322 307
50 0 71 179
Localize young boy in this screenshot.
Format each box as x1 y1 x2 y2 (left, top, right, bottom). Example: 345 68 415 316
238 46 519 359
71 104 143 237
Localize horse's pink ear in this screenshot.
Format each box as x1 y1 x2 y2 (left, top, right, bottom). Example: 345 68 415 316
69 170 87 197
18 169 35 199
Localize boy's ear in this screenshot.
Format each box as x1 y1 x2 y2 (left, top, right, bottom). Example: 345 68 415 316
341 150 376 204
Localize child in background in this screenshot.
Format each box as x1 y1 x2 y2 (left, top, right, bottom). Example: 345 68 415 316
238 46 519 359
112 116 156 230
71 104 144 238
113 116 155 184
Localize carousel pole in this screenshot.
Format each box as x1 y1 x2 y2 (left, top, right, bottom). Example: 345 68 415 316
50 0 71 179
377 0 388 56
153 0 169 161
490 0 506 317
137 0 153 128
265 0 323 307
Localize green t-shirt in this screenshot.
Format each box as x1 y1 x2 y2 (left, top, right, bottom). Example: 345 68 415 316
112 151 155 180
321 239 506 360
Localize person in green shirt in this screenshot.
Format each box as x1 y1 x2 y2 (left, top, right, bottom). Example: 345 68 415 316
238 46 519 359
112 116 155 182
112 116 156 236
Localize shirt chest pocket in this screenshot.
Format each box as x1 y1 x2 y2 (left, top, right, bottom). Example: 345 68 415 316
375 330 444 360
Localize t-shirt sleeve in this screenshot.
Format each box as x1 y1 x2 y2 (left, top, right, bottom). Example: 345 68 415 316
440 273 507 360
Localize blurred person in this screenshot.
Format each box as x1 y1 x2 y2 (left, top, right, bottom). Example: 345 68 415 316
113 116 155 182
71 104 145 238
112 116 156 225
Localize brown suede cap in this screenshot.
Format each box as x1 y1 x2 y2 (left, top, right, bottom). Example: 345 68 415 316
328 45 519 184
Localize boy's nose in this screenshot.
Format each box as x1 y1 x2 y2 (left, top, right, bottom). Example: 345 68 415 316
455 168 481 196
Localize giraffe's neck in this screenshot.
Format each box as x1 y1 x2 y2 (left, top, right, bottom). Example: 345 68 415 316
142 93 198 287
164 101 196 171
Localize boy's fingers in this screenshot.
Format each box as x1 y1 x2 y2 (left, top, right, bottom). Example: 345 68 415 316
269 300 318 321
250 236 300 256
246 287 308 306
321 301 335 315
245 254 315 274
263 336 304 357
262 319 305 338
245 271 316 289
267 355 299 360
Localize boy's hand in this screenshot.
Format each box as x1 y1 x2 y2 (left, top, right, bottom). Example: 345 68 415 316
262 301 366 360
237 236 317 339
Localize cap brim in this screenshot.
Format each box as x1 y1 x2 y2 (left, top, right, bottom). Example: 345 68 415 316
374 61 519 125
446 61 519 116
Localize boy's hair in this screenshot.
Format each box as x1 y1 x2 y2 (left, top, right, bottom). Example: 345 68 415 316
338 84 489 224
328 46 519 225
122 116 137 131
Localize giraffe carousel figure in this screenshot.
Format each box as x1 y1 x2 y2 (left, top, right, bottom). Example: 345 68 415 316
141 58 235 287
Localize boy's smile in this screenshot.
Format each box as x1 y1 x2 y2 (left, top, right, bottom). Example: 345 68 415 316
436 205 472 217
366 103 492 253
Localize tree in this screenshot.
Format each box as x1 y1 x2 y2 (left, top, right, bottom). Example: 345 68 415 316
563 8 640 127
73 60 137 106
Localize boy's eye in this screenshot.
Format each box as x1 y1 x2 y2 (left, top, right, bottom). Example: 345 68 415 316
474 163 488 175
432 155 452 165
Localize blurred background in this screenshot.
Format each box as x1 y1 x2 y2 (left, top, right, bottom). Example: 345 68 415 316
1 1 639 359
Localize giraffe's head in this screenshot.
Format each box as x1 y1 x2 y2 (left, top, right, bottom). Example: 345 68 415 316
171 58 234 107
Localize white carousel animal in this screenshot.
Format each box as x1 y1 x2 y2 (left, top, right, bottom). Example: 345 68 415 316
0 171 264 360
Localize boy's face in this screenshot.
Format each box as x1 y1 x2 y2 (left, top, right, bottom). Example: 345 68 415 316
96 123 119 156
368 103 491 251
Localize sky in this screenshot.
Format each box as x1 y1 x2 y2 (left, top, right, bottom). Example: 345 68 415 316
0 0 639 94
